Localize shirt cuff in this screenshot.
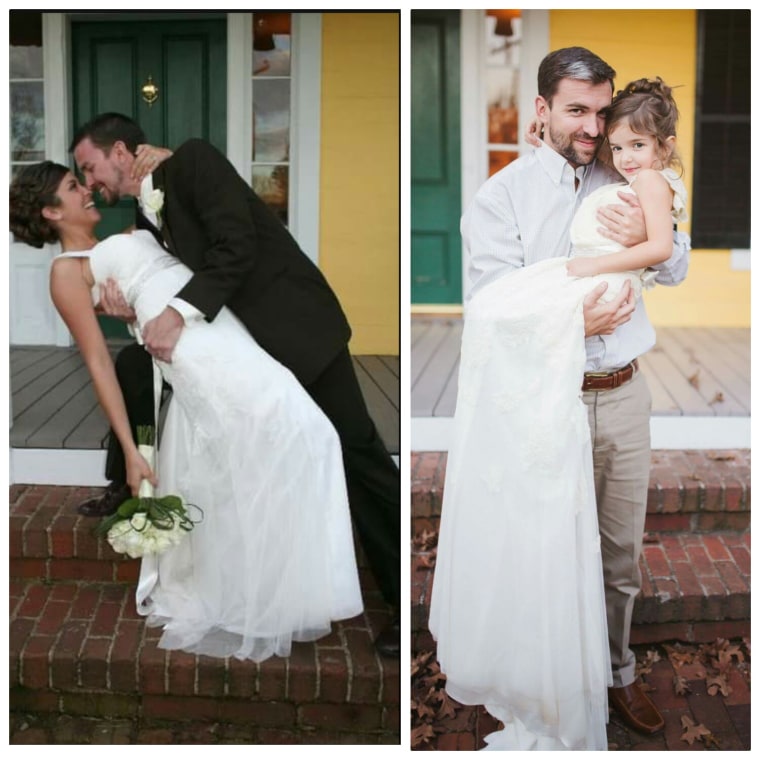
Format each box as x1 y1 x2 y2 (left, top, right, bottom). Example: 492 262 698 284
169 297 205 324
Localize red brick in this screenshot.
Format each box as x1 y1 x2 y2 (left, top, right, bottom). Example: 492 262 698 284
138 637 167 695
36 599 71 636
723 479 746 511
299 703 383 731
699 576 728 620
317 648 349 703
21 634 55 689
437 732 476 750
10 685 60 713
9 515 27 556
724 666 751 707
691 620 751 642
60 692 139 718
642 545 671 578
110 619 142 692
645 513 691 532
258 652 287 700
345 628 381 704
50 619 89 690
286 642 317 702
658 534 688 562
167 649 198 696
141 694 219 722
714 560 749 594
10 558 49 579
49 558 115 582
226 657 258 699
221 699 295 726
196 654 227 697
696 512 749 532
727 545 750 576
80 636 112 689
17 583 50 618
631 622 692 645
90 600 122 637
49 514 78 557
70 585 101 619
685 544 718 577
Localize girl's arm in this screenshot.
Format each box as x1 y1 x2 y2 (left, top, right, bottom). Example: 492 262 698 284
50 259 157 496
567 169 676 277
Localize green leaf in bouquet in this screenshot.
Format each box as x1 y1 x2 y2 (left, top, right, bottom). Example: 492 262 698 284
136 425 156 446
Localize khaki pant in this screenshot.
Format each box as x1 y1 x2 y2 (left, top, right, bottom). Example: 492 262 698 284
583 369 651 688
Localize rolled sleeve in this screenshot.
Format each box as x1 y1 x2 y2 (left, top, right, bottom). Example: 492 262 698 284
651 231 690 286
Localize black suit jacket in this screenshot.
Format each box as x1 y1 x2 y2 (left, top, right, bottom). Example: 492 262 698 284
135 139 351 385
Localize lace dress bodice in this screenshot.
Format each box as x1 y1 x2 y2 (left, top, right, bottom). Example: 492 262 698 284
54 230 188 327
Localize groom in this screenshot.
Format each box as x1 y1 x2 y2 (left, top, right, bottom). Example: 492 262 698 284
463 48 689 733
70 113 401 657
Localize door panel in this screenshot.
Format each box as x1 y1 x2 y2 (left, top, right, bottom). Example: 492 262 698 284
72 19 227 336
411 10 461 305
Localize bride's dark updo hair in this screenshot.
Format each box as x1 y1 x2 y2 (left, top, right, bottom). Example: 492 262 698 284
9 161 70 248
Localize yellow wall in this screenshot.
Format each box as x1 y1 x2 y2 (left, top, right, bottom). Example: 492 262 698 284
551 9 750 328
320 13 399 353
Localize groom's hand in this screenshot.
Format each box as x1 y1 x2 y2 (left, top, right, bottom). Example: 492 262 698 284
143 307 184 363
583 280 635 336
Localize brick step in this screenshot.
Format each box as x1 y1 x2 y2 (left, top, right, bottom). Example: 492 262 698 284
412 450 751 535
411 530 750 649
9 486 399 742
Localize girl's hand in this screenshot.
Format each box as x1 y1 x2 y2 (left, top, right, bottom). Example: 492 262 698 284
125 448 158 497
524 117 544 147
567 257 600 278
132 144 173 181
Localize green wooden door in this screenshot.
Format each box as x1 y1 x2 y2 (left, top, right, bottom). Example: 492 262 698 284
72 18 227 336
411 10 462 305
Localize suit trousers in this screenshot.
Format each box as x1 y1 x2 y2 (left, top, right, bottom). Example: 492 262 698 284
582 369 652 688
105 342 400 609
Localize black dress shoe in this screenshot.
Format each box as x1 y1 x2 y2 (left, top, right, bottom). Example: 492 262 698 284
374 615 400 658
77 482 131 518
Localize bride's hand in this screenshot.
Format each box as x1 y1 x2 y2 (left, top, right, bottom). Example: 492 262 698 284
126 448 157 497
132 144 173 181
98 279 137 322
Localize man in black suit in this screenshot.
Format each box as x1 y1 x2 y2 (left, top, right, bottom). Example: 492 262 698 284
70 113 400 656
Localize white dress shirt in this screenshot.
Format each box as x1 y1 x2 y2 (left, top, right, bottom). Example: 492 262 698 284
461 142 690 371
138 175 204 326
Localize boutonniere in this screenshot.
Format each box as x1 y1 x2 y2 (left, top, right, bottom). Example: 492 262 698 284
141 188 165 224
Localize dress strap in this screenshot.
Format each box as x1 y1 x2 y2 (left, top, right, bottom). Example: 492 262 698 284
52 250 93 260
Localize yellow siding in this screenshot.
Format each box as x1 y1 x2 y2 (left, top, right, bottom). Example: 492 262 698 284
320 13 399 353
551 9 749 327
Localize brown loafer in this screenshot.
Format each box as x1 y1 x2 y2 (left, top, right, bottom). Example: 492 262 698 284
608 682 665 734
77 482 131 518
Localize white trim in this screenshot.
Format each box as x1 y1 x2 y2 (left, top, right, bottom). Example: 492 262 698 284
290 12 322 265
412 415 751 453
10 448 109 487
730 249 750 270
226 12 251 180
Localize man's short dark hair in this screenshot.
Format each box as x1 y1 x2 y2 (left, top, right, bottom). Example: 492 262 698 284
538 47 616 106
69 113 146 155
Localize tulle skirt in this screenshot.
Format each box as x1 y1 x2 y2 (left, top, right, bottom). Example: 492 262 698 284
428 259 613 749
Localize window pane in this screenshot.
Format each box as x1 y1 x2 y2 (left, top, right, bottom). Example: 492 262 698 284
487 68 519 145
485 10 522 67
489 150 519 177
253 13 291 77
252 165 289 226
10 11 43 78
11 82 45 162
252 79 291 162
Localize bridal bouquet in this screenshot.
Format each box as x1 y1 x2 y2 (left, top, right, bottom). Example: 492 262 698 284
95 426 201 558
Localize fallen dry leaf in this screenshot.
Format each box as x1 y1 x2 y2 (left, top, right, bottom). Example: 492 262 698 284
707 452 735 461
417 549 437 569
673 674 691 696
708 391 725 405
706 674 732 697
413 529 439 552
687 370 700 388
411 722 436 747
680 715 712 745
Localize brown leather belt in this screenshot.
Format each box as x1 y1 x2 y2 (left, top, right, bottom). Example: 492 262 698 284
582 359 639 392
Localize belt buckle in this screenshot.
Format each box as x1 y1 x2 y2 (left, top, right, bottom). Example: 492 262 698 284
584 371 610 379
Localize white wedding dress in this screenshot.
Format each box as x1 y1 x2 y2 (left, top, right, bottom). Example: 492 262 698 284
57 230 364 661
428 170 687 750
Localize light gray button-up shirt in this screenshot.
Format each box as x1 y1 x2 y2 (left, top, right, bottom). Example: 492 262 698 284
462 142 690 372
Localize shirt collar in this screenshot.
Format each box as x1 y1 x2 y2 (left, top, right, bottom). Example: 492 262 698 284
534 139 588 187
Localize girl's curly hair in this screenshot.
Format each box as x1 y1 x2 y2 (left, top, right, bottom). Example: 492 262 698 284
9 161 70 248
602 77 682 173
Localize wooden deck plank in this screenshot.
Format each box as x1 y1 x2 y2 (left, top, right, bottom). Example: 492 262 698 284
11 364 94 447
436 356 461 417
673 327 750 412
64 401 110 450
354 355 400 408
379 355 400 379
637 353 681 416
12 353 89 418
410 320 450 386
654 330 747 416
27 381 101 449
12 348 79 393
411 320 463 417
352 359 399 455
10 347 59 378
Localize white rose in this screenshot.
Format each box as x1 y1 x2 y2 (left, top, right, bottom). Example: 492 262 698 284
141 188 164 216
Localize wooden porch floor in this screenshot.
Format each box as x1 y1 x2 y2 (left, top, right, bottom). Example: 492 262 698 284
412 317 750 450
10 345 399 483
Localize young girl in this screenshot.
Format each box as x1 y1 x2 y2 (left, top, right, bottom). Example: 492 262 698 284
429 77 686 750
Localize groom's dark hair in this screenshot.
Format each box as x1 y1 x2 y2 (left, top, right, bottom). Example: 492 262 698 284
538 47 616 106
69 113 146 156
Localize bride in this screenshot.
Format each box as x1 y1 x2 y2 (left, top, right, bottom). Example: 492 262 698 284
10 161 364 662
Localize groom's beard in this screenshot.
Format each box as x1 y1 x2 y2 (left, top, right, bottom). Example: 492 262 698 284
548 125 601 168
98 166 126 207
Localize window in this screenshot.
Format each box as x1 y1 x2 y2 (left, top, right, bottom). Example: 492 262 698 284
691 9 750 249
485 10 521 176
252 12 292 225
10 11 44 178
